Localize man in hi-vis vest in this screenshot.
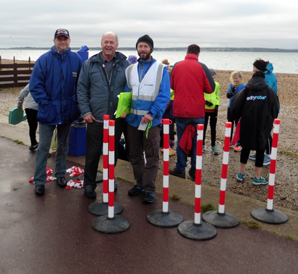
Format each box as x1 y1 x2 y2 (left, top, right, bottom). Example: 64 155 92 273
121 35 170 204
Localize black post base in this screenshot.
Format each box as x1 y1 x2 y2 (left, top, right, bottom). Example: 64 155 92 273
92 215 130 234
147 210 184 227
178 220 217 240
203 211 240 228
251 208 288 224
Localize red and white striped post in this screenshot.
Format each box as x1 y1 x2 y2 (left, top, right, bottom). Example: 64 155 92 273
103 115 109 204
251 119 288 224
108 120 115 219
202 122 239 228
146 119 183 227
218 122 232 214
162 119 170 213
194 124 204 224
267 119 280 211
178 124 217 240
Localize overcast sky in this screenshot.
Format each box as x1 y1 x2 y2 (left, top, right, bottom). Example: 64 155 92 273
1 0 297 49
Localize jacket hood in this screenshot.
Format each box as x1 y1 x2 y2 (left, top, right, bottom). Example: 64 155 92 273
246 71 268 91
265 62 274 74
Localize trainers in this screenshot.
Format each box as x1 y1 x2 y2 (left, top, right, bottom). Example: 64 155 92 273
143 192 155 204
128 185 145 196
263 155 271 166
212 146 219 155
234 145 242 152
223 143 233 149
236 173 245 182
169 168 185 178
169 148 176 156
249 153 256 161
29 143 39 152
253 176 268 186
189 168 196 179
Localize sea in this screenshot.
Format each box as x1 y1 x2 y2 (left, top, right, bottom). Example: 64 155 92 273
0 49 297 74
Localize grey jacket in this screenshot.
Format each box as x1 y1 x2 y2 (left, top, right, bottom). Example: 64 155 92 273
17 84 38 110
77 52 130 121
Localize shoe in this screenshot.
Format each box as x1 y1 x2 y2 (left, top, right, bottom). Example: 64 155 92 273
143 192 155 204
84 185 96 199
169 148 176 156
212 146 219 155
128 185 145 196
253 176 268 186
35 184 45 196
249 153 256 161
263 155 271 166
57 177 67 188
234 145 242 152
236 173 245 182
29 143 39 152
169 168 185 179
189 168 196 179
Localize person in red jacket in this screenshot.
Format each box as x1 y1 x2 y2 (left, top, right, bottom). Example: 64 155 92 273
169 44 214 179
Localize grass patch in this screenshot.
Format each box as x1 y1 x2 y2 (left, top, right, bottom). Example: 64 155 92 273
241 220 261 229
278 150 298 158
13 140 25 145
171 194 181 201
201 203 216 213
284 235 297 241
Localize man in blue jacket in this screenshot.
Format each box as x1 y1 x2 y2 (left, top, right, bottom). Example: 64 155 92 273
29 29 82 196
77 32 130 199
121 35 171 204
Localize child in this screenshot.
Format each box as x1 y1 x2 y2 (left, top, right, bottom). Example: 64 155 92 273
203 69 220 155
226 71 245 151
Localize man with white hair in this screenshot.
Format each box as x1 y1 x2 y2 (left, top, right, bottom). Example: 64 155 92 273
77 32 130 199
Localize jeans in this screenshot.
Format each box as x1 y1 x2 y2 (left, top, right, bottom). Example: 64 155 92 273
34 123 71 186
175 117 205 173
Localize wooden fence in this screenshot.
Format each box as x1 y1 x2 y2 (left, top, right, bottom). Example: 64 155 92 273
0 57 34 88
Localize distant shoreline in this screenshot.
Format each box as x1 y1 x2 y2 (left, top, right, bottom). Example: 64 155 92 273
1 47 298 53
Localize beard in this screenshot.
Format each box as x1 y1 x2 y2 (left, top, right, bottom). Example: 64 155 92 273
138 51 151 61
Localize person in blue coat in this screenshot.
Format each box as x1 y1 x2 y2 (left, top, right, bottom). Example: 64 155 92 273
29 29 82 196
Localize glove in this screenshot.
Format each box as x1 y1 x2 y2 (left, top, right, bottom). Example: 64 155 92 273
230 86 236 95
226 93 232 98
205 100 213 107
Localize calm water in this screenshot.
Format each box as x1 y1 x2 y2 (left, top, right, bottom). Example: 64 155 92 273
0 49 297 74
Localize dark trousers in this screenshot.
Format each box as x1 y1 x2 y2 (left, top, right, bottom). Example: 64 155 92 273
203 111 218 147
84 119 124 188
227 107 239 143
241 147 265 167
127 123 160 193
25 108 38 146
266 134 273 155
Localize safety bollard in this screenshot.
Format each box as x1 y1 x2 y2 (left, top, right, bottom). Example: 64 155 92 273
251 119 288 224
203 122 240 228
88 116 123 216
147 119 184 227
92 120 130 233
178 124 217 240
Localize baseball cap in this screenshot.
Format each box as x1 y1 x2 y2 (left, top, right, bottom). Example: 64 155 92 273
54 29 70 39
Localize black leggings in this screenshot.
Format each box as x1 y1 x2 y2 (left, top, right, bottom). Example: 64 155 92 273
25 108 38 146
241 147 265 167
266 134 273 155
227 108 239 142
203 111 217 147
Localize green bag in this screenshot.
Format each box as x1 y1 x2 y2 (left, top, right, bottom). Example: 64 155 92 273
115 92 132 118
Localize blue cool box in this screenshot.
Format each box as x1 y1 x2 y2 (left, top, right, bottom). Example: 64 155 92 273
68 123 87 157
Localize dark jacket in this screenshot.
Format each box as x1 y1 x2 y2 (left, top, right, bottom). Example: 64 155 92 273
77 52 130 120
231 71 279 150
29 46 82 125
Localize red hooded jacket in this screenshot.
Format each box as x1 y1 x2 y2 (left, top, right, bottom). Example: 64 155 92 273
171 54 213 118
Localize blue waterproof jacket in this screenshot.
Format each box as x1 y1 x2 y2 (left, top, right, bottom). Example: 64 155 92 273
125 58 171 128
29 46 82 125
264 63 278 93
